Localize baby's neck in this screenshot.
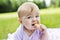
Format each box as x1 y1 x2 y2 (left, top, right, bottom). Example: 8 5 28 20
23 27 35 37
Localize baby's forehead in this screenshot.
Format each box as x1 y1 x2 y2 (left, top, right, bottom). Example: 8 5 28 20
26 11 39 17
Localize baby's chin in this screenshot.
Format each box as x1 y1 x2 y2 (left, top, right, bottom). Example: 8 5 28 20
27 27 36 30
24 26 36 31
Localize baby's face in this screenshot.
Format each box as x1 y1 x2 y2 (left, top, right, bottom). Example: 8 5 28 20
21 11 40 30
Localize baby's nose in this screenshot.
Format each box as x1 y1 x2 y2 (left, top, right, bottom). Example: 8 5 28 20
32 17 37 22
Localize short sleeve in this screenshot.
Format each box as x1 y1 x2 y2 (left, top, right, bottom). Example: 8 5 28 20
7 33 15 40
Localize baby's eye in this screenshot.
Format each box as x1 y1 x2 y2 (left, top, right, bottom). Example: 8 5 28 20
27 16 32 19
36 15 39 18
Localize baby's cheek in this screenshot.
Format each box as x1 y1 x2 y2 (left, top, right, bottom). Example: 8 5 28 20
26 20 31 25
23 20 28 25
37 20 40 24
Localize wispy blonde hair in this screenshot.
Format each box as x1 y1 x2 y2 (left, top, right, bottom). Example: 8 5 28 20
17 2 39 18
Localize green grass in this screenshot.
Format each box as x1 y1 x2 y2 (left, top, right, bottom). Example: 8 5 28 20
0 12 19 40
40 13 60 28
40 8 60 28
0 8 60 40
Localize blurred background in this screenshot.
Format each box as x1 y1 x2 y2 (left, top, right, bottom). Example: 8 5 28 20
0 0 60 40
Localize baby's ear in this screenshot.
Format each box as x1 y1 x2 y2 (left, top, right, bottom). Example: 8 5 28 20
18 18 22 23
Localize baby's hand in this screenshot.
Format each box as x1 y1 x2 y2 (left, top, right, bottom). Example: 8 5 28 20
34 24 46 32
40 24 48 40
34 24 48 40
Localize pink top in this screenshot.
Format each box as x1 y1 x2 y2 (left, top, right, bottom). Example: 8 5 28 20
7 24 42 40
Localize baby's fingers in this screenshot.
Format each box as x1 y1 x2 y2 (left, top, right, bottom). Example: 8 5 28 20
40 24 47 33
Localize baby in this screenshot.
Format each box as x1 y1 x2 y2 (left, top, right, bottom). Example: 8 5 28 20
7 2 48 40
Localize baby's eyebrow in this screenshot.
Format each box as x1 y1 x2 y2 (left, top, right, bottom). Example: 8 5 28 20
26 15 32 17
26 13 32 16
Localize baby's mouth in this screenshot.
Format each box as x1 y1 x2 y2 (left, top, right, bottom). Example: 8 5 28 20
32 24 35 26
32 22 37 26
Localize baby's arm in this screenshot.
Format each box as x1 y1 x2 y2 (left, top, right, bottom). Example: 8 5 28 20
40 24 48 40
35 24 48 40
